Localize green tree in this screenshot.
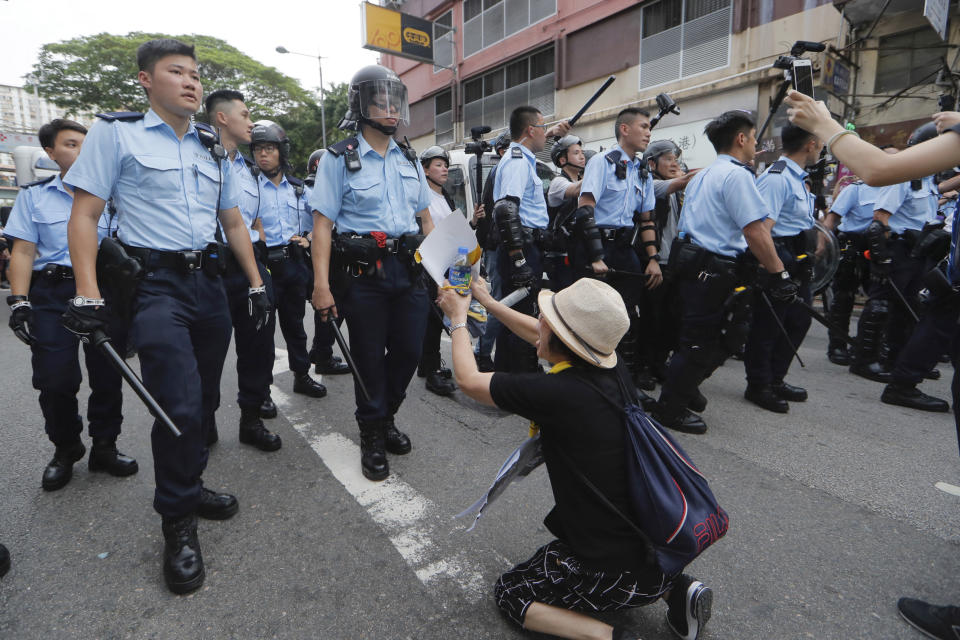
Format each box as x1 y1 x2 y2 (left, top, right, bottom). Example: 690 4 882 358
27 32 312 117
275 82 351 175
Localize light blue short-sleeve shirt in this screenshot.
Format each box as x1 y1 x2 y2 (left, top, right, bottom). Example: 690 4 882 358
756 156 815 238
493 142 549 229
229 153 260 244
678 154 770 257
580 144 655 228
64 109 239 251
258 174 310 246
309 133 430 236
4 175 114 270
874 176 938 233
830 182 881 233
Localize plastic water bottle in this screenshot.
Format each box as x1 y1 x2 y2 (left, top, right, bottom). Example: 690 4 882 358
448 246 472 291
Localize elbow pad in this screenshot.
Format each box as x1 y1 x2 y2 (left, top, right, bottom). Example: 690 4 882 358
493 197 525 252
574 205 604 262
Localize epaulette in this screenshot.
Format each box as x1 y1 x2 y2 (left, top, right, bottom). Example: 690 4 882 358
21 175 56 189
511 146 523 159
327 137 362 172
194 122 226 160
287 175 304 187
327 137 359 157
395 138 418 163
767 160 787 174
95 112 144 122
731 158 756 176
605 150 627 180
241 153 255 168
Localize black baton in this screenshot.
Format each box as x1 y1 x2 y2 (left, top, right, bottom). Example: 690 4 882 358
327 318 372 404
792 299 857 346
759 291 805 368
885 275 921 323
566 75 616 129
583 266 650 279
91 330 182 437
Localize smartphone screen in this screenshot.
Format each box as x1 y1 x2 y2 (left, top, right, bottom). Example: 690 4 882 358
792 59 814 98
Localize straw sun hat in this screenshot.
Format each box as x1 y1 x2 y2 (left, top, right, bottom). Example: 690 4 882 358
537 278 630 368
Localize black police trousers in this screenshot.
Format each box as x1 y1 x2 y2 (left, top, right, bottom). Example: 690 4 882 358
892 295 959 386
339 254 428 422
420 278 445 373
268 254 311 376
743 249 812 386
223 257 276 410
131 265 231 518
495 241 543 373
869 238 927 364
828 233 871 348
658 276 736 417
30 274 127 447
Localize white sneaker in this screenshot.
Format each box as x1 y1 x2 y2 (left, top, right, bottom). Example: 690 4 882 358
666 574 712 640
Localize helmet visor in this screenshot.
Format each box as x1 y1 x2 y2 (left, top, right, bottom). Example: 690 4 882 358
357 79 409 125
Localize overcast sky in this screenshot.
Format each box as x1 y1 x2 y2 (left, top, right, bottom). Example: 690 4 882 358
1 0 380 97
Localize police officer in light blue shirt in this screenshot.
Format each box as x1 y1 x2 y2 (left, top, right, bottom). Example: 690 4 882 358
743 125 824 413
575 107 661 387
654 110 791 435
62 39 269 595
822 157 897 366
309 65 434 482
203 89 281 451
5 118 137 494
490 105 570 373
854 123 942 383
249 120 327 399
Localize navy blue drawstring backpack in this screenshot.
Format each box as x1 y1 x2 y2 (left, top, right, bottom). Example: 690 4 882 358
555 365 729 577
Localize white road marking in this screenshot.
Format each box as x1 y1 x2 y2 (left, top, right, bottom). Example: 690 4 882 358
272 347 288 376
935 481 960 497
270 383 487 601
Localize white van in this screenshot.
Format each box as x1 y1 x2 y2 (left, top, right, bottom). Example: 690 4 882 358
444 148 558 216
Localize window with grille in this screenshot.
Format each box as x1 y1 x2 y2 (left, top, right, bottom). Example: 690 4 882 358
433 11 454 72
435 90 454 146
639 0 731 89
462 47 554 134
463 0 557 58
875 28 949 93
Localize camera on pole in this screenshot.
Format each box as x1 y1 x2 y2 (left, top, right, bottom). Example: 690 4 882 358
465 125 492 205
757 40 827 141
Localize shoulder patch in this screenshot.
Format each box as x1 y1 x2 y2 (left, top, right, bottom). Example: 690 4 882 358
767 160 787 174
21 175 56 189
95 111 144 122
511 146 523 159
327 137 359 157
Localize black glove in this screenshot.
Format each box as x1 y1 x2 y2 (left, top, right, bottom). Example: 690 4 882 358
248 286 271 332
7 295 34 345
509 254 535 290
764 270 799 304
61 298 109 342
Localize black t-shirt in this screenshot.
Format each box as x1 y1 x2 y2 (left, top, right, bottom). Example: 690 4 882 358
490 364 650 571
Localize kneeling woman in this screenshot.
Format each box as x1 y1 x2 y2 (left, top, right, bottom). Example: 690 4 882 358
436 278 711 640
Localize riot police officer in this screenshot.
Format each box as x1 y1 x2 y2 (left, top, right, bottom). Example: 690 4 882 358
642 140 699 386
821 150 898 365
652 111 793 433
63 39 269 594
304 148 350 377
204 89 281 450
575 108 662 388
309 64 433 481
854 123 941 382
5 118 137 491
544 134 584 290
742 123 823 412
492 106 569 373
250 120 327 398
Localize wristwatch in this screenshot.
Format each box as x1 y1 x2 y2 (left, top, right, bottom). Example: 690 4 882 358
71 295 105 307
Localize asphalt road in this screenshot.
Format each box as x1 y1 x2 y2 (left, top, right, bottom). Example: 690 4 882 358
1 304 958 640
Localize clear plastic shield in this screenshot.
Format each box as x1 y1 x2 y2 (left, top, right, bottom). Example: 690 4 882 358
357 79 409 125
810 220 840 294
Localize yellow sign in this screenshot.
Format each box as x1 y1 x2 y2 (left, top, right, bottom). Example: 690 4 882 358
362 2 435 64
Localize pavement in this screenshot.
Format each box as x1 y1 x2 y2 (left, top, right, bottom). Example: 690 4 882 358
1 306 959 640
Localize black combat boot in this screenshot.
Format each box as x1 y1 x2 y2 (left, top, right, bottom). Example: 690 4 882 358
0 543 9 578
771 380 807 402
358 420 389 481
827 342 850 366
260 397 278 419
42 441 86 491
383 417 412 455
88 438 139 477
651 399 707 435
293 372 327 398
425 370 456 396
161 514 204 594
314 355 350 375
239 406 282 451
744 384 789 413
197 486 239 520
881 383 950 412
